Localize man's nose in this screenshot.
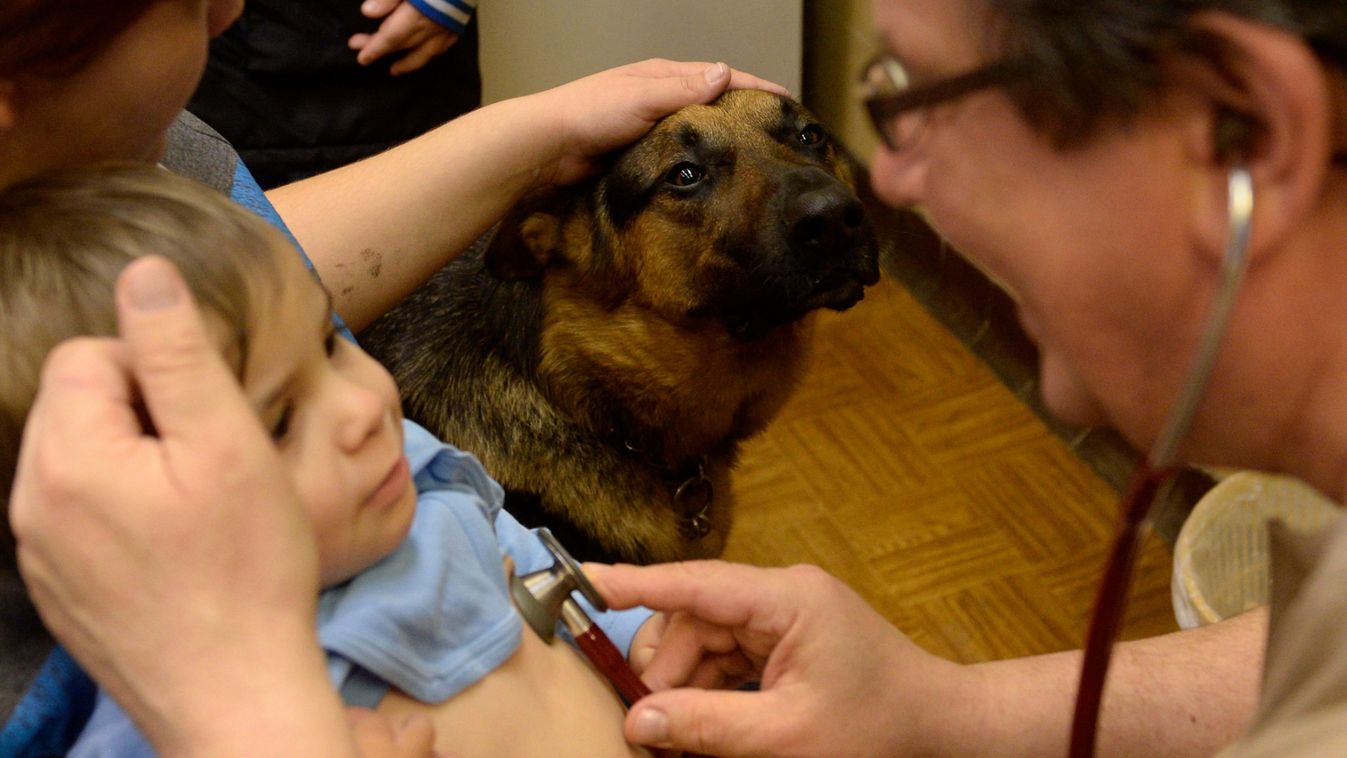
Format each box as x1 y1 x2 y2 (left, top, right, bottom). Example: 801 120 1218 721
869 146 928 210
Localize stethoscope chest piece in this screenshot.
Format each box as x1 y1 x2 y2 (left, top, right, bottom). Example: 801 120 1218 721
509 527 608 642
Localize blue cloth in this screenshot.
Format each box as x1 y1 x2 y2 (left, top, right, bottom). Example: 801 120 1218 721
319 420 521 705
0 647 97 758
407 0 478 34
69 422 653 756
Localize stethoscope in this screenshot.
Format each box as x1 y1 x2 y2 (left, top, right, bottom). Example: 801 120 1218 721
1070 166 1253 756
509 528 653 706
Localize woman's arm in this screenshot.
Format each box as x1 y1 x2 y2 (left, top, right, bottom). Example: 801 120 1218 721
268 59 788 331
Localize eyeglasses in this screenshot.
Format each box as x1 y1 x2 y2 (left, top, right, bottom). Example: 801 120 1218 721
859 52 1027 152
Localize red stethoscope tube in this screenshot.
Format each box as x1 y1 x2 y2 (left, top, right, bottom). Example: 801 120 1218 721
561 599 652 704
560 599 700 758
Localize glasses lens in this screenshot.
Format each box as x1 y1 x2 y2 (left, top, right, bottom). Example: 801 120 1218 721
861 55 927 151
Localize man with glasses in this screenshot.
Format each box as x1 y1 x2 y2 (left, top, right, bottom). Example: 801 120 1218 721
586 2 1347 757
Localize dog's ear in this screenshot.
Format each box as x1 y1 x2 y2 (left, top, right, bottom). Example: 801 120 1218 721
485 190 571 280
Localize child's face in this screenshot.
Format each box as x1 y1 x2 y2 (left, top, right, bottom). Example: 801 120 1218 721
241 244 418 587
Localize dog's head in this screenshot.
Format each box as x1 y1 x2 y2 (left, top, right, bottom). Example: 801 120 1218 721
486 89 880 340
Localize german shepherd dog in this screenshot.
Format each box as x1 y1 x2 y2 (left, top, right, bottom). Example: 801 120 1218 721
359 90 879 563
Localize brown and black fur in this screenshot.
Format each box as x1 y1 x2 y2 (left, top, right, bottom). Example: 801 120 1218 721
359 90 879 563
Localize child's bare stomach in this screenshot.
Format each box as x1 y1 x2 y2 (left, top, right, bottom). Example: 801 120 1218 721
377 608 652 757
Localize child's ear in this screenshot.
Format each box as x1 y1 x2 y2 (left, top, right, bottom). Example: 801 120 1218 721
484 191 570 280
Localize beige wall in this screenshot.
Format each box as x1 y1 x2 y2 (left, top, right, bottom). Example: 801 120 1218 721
804 0 879 165
476 1 879 164
477 2 803 105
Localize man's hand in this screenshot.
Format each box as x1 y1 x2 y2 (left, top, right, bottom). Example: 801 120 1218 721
588 560 976 757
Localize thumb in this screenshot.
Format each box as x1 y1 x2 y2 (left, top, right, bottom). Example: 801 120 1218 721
114 256 258 442
625 688 779 757
632 62 733 120
360 0 399 19
685 62 792 101
691 62 731 101
647 63 790 119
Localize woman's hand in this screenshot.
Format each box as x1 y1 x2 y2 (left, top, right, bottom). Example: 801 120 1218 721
528 58 791 187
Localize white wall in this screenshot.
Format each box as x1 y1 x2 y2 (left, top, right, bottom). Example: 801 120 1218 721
477 1 803 104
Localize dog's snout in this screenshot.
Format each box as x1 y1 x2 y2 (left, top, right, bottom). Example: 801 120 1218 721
787 185 867 254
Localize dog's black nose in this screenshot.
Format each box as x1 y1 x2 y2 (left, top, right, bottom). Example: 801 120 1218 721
786 183 867 255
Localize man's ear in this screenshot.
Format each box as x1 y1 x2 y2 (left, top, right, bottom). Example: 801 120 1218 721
1177 12 1332 258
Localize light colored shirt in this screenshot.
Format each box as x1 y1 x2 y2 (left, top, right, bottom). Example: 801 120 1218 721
1220 512 1347 755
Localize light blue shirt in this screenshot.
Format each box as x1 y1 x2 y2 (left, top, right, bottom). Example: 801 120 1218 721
69 421 653 757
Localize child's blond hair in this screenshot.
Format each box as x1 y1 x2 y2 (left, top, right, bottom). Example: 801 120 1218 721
0 163 293 574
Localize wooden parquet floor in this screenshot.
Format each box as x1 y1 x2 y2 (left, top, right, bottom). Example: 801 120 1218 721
721 274 1178 664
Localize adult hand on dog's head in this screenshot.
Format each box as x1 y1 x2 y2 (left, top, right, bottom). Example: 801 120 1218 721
10 257 354 756
587 560 977 758
534 59 791 187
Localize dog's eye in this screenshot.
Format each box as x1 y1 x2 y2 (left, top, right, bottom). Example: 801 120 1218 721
798 124 827 146
665 163 706 188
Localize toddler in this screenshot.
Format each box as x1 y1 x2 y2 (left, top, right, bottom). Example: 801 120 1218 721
0 164 659 757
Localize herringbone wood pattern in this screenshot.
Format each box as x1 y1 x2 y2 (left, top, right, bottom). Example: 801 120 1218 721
722 274 1178 663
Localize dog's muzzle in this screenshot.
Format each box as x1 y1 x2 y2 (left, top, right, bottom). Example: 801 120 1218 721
783 168 880 307
695 168 881 341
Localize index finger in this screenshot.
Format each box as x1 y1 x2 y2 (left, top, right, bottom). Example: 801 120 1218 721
113 256 265 445
10 338 136 537
24 337 138 448
726 70 791 98
585 560 789 631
